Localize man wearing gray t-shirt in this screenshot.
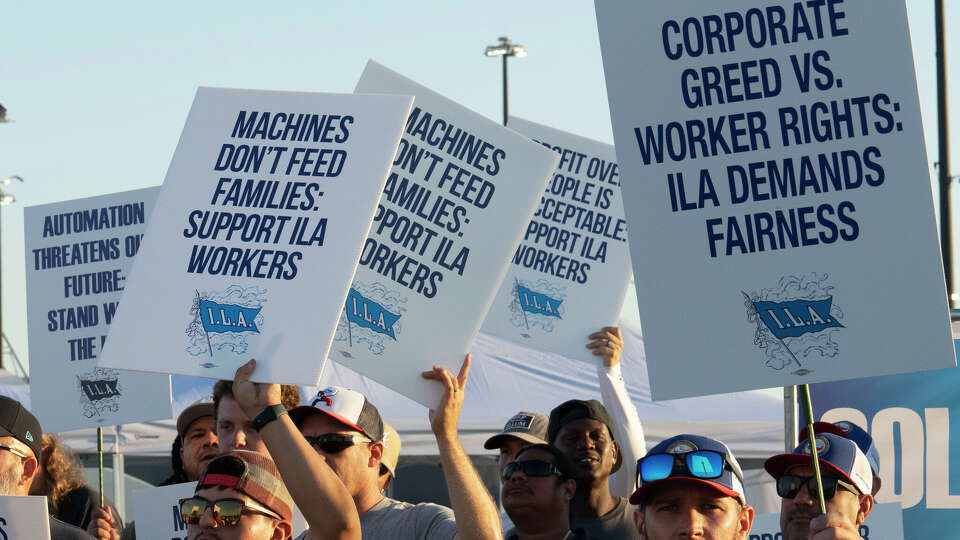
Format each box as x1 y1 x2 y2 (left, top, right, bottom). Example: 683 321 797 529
293 355 501 540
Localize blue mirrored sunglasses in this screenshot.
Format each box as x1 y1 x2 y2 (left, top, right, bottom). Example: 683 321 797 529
637 450 727 486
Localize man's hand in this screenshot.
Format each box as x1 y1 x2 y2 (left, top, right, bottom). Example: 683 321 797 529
87 507 120 540
232 359 283 419
587 326 623 367
421 354 470 440
809 511 863 540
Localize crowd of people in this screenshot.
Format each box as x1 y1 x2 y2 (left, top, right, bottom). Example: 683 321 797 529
0 326 880 539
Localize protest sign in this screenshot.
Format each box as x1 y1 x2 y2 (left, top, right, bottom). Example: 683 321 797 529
133 481 307 540
24 188 172 432
99 87 413 383
595 0 954 400
344 61 559 407
750 502 903 540
0 496 51 539
812 360 960 540
481 116 631 361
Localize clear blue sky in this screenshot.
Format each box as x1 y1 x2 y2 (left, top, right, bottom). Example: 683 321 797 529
1 1 957 374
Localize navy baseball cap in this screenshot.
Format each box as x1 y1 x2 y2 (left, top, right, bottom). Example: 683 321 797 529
630 434 746 505
798 421 881 494
765 432 873 496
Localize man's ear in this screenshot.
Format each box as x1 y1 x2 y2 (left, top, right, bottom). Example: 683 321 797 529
856 494 874 526
611 440 621 467
368 441 385 469
562 478 576 500
737 504 755 539
272 519 293 540
20 456 38 491
633 508 646 540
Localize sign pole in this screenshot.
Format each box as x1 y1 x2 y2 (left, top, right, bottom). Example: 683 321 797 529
97 426 104 508
798 384 826 514
784 385 798 452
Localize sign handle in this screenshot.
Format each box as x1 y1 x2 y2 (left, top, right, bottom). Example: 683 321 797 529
97 426 104 508
798 383 826 514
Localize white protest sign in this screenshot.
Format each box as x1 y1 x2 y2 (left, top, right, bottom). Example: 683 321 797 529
133 481 307 540
750 502 903 540
595 0 955 400
24 188 172 432
481 116 631 361
99 87 413 383
342 61 559 407
0 496 50 539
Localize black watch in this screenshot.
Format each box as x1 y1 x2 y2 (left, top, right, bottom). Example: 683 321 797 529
252 404 287 432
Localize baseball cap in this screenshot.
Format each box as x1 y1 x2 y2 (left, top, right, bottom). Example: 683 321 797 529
548 399 621 472
483 411 549 450
630 434 746 505
176 397 215 439
799 421 881 494
380 421 401 478
290 386 384 441
0 395 42 460
764 432 873 496
197 449 293 521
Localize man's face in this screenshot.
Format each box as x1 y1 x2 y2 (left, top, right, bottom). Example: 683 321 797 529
779 464 865 540
217 396 267 455
300 413 379 498
187 485 288 540
501 449 574 520
637 482 753 540
497 437 529 475
181 416 219 481
552 418 618 482
0 436 31 496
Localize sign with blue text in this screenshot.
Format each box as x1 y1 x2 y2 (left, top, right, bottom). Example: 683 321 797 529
344 62 559 407
0 496 50 539
24 188 172 432
812 360 960 540
750 502 902 540
482 117 631 362
99 87 413 384
596 0 954 399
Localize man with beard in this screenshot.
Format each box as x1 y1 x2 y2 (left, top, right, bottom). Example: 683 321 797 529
0 396 92 539
630 434 754 540
548 399 637 539
175 397 220 482
765 432 874 540
501 444 590 540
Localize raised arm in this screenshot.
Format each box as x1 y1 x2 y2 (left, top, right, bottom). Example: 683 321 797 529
422 355 503 540
588 326 647 499
233 359 361 540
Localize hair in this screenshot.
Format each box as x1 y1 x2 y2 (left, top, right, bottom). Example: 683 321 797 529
36 434 86 514
515 443 576 481
213 380 302 422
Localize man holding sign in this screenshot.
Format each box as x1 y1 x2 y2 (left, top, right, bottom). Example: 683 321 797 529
765 432 874 540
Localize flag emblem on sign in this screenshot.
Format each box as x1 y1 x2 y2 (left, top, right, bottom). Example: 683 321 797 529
509 278 567 336
186 286 267 361
743 274 845 375
517 284 563 318
345 288 401 339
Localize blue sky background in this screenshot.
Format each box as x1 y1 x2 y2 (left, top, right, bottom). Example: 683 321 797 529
1 1 957 373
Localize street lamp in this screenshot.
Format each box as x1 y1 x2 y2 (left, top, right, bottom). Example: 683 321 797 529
485 36 526 126
0 175 22 372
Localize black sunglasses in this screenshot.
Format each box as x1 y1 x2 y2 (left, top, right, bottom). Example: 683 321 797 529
776 474 861 500
502 459 563 482
304 433 372 454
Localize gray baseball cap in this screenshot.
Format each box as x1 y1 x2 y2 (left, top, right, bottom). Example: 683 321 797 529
484 411 548 449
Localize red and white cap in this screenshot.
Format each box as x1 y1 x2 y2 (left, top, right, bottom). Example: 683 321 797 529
290 386 384 441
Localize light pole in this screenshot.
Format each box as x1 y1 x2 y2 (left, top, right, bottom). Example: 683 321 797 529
485 36 526 126
0 176 21 372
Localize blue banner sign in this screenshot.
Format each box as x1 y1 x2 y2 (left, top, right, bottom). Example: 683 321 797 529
345 288 400 339
517 285 562 318
753 297 843 339
198 300 261 334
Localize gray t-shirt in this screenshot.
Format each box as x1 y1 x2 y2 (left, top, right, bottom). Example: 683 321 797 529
569 496 639 540
295 496 457 540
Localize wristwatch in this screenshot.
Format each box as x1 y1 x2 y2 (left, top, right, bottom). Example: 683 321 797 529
252 404 287 432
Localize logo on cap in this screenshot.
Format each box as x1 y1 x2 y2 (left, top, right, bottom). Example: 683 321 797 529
504 414 534 432
801 436 830 456
25 431 33 442
312 387 339 407
835 421 853 433
667 440 698 454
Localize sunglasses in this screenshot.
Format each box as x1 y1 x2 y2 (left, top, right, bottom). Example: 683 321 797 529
638 450 739 486
179 496 281 527
304 433 372 454
776 475 861 500
0 443 29 459
502 459 562 482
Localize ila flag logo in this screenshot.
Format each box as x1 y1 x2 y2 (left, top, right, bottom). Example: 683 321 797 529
517 284 563 318
753 297 843 339
346 288 401 339
199 299 261 333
